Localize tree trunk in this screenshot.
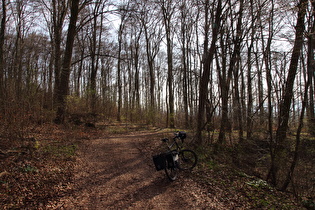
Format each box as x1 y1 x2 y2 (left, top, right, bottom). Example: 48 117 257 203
197 0 222 144
232 0 244 142
13 2 23 101
117 21 124 122
0 0 6 114
160 0 175 128
269 0 307 186
218 0 243 146
260 0 275 181
90 3 103 114
55 0 80 124
308 1 315 135
166 33 174 128
180 0 189 128
246 0 255 140
52 0 67 108
132 26 141 121
281 63 310 191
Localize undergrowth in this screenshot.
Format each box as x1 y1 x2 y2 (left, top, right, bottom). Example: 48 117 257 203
193 140 308 209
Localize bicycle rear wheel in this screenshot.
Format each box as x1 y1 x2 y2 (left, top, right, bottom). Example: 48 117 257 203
164 154 178 181
177 149 197 170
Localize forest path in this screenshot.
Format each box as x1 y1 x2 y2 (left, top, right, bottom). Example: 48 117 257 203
53 130 224 209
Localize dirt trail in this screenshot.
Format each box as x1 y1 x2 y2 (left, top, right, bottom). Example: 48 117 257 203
50 131 224 209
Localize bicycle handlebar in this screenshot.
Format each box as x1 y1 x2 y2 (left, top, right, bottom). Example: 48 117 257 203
174 131 186 140
161 131 186 145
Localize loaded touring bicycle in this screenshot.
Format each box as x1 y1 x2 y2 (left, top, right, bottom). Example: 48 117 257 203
153 131 198 181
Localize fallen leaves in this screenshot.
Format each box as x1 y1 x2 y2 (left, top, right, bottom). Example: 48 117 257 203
0 123 88 209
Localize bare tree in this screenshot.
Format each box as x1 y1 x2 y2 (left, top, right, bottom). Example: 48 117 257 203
230 0 245 142
216 0 245 145
55 0 81 123
130 21 142 121
258 0 275 169
11 0 26 99
269 0 307 187
51 0 68 107
177 0 195 128
159 0 175 128
0 0 6 114
307 0 315 134
115 0 131 122
87 1 108 114
138 0 162 125
246 0 256 140
197 0 222 144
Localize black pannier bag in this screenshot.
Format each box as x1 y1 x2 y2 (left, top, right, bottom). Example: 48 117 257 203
153 154 166 171
153 152 175 171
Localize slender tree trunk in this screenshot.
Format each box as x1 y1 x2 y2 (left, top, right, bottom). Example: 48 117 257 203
260 0 275 183
147 51 155 124
142 21 159 124
166 35 174 128
117 22 124 122
90 16 98 114
218 0 243 146
0 0 6 114
246 0 255 139
52 0 67 108
180 0 189 128
269 0 307 186
308 1 315 135
197 0 222 144
132 27 141 120
55 0 80 124
13 2 23 100
233 0 244 142
281 63 310 191
160 1 175 128
76 42 85 96
90 3 103 114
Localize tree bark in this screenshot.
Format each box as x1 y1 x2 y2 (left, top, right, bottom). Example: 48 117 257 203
131 26 141 121
160 0 175 128
0 0 6 114
232 0 244 142
246 0 255 140
180 0 189 128
52 0 67 108
89 2 104 114
308 1 315 135
117 20 124 122
55 0 80 123
144 25 156 124
197 0 222 144
269 0 307 186
218 0 244 145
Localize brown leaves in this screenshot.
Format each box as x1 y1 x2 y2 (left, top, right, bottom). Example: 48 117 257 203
0 123 85 209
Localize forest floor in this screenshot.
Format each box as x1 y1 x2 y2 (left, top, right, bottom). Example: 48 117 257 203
0 122 306 209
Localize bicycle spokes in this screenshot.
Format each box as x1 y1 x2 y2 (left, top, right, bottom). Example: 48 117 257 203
178 149 197 170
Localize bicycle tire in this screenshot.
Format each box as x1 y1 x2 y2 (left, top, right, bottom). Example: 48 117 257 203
177 149 198 170
164 156 178 181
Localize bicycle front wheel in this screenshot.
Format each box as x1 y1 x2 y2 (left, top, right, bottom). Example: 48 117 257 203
177 149 198 170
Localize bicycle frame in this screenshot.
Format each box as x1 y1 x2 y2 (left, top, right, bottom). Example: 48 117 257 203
163 136 183 151
155 131 197 181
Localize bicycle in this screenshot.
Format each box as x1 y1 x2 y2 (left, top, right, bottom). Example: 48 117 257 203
153 131 198 181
